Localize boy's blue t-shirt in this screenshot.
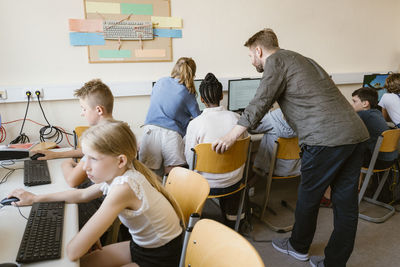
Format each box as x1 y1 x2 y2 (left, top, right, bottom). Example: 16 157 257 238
357 109 398 162
145 77 200 137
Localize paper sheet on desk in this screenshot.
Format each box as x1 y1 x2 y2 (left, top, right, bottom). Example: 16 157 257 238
8 142 38 149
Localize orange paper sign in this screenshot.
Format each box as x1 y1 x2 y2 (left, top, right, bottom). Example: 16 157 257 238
69 19 103 32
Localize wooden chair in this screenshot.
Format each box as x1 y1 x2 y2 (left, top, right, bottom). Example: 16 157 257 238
191 136 251 232
358 129 400 223
73 126 89 148
165 167 210 225
181 219 265 267
259 137 301 232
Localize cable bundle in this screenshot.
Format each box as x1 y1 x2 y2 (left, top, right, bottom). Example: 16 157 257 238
9 92 31 144
35 91 72 144
0 125 6 143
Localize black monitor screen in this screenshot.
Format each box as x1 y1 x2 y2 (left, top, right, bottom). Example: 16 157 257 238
362 74 389 101
228 78 260 111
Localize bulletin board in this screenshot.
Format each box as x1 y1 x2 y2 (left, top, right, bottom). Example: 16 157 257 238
83 0 173 63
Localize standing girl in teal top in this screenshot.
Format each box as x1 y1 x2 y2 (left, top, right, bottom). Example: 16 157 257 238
140 57 200 176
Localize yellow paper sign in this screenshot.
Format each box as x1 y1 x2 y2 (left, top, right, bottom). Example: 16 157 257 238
151 16 182 28
86 2 120 14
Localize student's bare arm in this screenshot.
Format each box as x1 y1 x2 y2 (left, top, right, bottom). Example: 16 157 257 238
381 108 392 122
9 184 103 206
62 159 88 187
67 183 139 261
34 148 84 160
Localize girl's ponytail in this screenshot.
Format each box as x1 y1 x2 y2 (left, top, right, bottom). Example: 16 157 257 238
133 159 186 227
171 57 196 95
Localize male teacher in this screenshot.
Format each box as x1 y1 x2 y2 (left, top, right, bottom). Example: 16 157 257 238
212 28 369 267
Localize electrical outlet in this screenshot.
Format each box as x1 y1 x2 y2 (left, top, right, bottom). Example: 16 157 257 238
23 89 44 99
0 90 7 100
23 90 32 99
34 88 44 99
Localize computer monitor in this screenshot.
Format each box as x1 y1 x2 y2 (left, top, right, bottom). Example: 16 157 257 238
362 74 389 101
152 79 205 111
228 78 260 112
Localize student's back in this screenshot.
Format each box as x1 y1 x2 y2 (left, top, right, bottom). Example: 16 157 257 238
188 106 239 143
357 109 398 163
184 73 247 228
185 106 243 188
145 76 199 137
379 93 400 126
140 57 200 176
184 72 246 188
378 73 400 127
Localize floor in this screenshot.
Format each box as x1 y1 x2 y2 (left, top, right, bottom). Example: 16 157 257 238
201 177 400 267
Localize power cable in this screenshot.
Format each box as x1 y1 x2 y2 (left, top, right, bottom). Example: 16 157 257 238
9 91 31 144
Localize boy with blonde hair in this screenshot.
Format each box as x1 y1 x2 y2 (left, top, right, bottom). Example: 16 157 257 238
35 79 114 187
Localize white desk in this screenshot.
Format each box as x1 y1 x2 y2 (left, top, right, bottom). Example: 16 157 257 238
0 158 79 267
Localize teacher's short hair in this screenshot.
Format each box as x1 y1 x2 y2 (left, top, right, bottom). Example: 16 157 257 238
244 28 279 50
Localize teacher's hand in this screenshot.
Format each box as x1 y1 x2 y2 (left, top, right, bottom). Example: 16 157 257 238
212 137 235 154
212 125 248 153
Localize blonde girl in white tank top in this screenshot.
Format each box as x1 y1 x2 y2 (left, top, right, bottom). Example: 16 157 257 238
9 120 184 267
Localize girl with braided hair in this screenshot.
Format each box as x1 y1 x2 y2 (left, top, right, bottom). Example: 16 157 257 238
184 72 248 228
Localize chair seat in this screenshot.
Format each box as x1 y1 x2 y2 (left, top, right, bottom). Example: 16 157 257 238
361 167 391 173
271 174 300 180
208 183 246 199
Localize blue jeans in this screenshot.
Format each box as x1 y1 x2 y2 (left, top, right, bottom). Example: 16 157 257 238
289 143 365 267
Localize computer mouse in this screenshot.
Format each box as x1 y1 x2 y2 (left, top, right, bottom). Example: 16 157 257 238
0 197 20 206
0 263 18 267
30 153 45 160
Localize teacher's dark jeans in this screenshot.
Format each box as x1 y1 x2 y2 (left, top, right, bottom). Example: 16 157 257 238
289 142 365 267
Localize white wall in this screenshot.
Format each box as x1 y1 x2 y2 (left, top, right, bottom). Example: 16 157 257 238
1 0 399 145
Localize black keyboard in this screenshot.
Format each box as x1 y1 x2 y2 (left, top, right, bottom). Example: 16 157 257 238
24 160 51 186
16 201 65 263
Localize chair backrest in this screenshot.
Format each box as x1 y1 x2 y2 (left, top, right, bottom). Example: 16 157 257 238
275 137 301 160
74 126 89 148
165 167 210 225
379 129 400 153
184 219 265 267
192 136 251 174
